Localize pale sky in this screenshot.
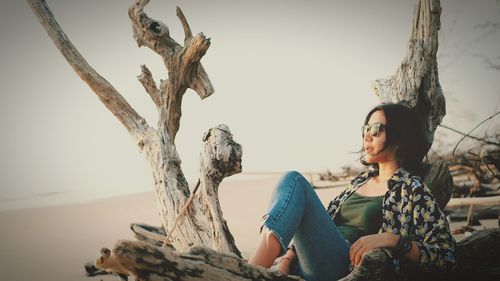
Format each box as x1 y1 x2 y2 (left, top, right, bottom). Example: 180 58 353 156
0 0 499 210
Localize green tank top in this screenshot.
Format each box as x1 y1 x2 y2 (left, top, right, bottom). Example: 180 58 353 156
336 192 384 244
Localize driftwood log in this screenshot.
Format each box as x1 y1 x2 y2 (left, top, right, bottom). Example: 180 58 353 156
92 229 500 281
26 0 500 280
96 240 303 281
445 196 500 222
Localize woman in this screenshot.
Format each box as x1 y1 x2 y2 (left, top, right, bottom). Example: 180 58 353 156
248 103 456 281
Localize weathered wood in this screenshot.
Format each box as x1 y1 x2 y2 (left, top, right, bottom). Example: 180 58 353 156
126 3 239 254
445 196 500 221
95 229 500 281
26 0 241 256
84 261 111 277
96 240 303 281
372 0 444 155
422 160 454 209
195 125 242 256
451 228 500 280
25 0 151 141
138 65 161 108
128 0 214 141
446 195 500 208
130 223 167 247
338 249 396 281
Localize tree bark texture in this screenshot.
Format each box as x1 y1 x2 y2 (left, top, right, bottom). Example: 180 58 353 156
96 240 303 281
371 0 454 208
372 0 444 155
26 0 241 256
422 160 454 209
95 229 499 281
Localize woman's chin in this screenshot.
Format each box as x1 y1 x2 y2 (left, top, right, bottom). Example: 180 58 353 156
364 156 378 164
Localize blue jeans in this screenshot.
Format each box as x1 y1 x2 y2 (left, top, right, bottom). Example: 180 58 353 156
260 171 350 281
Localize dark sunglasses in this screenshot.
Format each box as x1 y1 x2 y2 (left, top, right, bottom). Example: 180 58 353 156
362 122 386 137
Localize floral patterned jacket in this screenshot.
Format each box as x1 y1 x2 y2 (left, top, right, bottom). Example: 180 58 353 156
326 167 456 272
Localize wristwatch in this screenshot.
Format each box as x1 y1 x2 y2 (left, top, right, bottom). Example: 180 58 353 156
394 236 412 256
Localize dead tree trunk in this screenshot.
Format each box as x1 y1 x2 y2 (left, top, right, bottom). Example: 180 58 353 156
372 0 454 207
372 0 445 155
26 0 241 256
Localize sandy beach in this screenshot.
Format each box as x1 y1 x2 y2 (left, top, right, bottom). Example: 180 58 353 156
0 175 292 281
0 175 495 281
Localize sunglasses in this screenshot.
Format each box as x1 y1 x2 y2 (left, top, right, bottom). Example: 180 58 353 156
362 122 386 137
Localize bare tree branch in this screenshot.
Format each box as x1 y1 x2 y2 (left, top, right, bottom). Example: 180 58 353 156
176 6 193 43
439 123 500 147
128 0 181 56
138 65 161 108
471 53 500 71
128 0 213 140
449 111 500 155
26 0 151 140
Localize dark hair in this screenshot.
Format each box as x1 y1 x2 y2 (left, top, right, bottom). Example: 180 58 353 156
360 103 426 175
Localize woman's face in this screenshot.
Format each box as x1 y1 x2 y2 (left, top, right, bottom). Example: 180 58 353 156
363 110 396 164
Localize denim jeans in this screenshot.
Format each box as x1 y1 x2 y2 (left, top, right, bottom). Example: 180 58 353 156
260 171 350 281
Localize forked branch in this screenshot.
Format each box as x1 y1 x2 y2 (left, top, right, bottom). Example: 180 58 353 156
128 0 213 140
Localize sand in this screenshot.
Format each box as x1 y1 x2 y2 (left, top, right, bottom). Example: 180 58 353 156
0 175 298 281
0 175 495 281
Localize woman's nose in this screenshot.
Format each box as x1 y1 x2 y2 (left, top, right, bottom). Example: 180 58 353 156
363 132 372 142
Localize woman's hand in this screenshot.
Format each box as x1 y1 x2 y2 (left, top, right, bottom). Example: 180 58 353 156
349 233 399 267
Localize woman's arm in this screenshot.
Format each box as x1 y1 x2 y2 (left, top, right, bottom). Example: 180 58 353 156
349 233 421 266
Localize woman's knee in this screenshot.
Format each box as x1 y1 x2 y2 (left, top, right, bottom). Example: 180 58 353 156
280 171 310 192
282 170 305 184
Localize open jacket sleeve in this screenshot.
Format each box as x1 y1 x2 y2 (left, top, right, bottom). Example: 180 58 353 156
410 179 456 271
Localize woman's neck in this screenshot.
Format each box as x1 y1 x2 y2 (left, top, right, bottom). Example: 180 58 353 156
377 160 400 181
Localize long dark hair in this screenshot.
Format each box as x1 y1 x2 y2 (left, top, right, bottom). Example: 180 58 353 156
360 103 426 175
